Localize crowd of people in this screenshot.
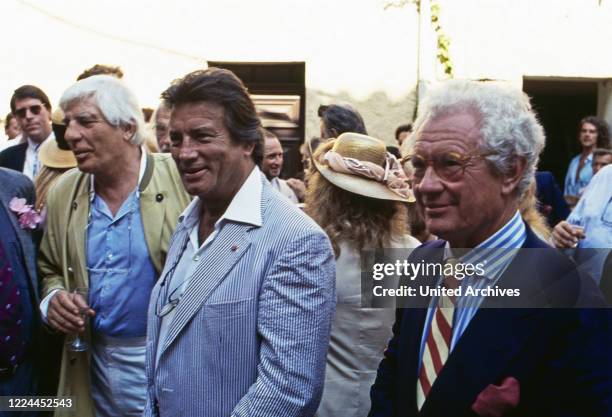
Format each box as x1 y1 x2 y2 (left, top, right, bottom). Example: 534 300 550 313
0 64 611 417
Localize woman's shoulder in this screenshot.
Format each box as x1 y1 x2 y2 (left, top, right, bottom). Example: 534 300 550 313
390 233 421 249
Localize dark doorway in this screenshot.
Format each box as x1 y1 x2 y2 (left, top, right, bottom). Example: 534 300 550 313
523 78 598 186
208 61 306 179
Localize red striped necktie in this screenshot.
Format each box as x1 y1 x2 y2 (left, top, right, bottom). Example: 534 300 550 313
417 259 459 410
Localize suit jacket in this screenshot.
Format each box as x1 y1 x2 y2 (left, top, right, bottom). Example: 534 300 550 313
144 176 336 417
369 227 612 417
0 142 27 173
37 153 190 417
0 168 37 301
535 171 570 227
0 168 39 394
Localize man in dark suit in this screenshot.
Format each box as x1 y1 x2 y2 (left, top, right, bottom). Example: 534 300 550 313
0 168 40 416
370 81 611 417
0 85 53 180
535 170 569 227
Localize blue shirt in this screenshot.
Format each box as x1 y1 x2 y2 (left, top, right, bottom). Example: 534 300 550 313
564 153 593 197
566 165 612 284
418 211 526 368
86 190 157 338
86 152 157 338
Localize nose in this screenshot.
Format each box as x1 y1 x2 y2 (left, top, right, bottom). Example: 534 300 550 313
176 136 198 162
63 122 80 145
414 165 444 196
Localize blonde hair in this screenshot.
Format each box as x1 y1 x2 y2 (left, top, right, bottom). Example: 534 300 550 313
519 180 551 241
34 166 70 211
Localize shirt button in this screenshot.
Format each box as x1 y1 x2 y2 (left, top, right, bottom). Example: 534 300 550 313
107 253 113 260
193 255 200 261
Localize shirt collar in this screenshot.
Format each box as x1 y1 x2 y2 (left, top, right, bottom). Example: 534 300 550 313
445 210 526 279
89 147 147 198
27 132 53 150
178 165 263 230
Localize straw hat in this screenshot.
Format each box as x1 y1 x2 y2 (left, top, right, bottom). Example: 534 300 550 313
311 132 415 202
39 108 77 169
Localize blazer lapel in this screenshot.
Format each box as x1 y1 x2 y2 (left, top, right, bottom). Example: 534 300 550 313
160 221 253 356
68 191 90 288
146 227 190 381
140 191 166 273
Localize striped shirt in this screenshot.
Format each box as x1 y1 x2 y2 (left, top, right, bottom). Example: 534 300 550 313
418 211 526 370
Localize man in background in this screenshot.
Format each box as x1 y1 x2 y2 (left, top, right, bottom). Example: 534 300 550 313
0 86 53 180
261 129 299 203
592 148 612 174
153 102 171 152
395 123 412 147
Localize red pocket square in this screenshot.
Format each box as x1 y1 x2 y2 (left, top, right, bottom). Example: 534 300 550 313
471 377 520 417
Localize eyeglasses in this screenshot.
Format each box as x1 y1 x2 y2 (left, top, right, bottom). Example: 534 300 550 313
155 237 190 317
14 105 43 118
401 150 494 183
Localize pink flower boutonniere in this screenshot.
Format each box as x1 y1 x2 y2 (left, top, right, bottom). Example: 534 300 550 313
9 197 45 230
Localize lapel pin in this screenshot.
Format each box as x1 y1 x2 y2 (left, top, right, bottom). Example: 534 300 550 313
231 245 238 252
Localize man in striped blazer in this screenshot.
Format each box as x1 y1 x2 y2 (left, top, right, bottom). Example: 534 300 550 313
369 81 611 417
144 68 336 417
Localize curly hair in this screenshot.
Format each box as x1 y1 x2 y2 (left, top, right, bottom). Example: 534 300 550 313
77 64 124 81
579 116 611 149
305 146 407 257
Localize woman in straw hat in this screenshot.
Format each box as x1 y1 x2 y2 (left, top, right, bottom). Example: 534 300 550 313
306 132 420 417
34 108 77 212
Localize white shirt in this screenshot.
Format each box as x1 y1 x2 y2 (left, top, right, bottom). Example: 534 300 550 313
270 177 298 203
155 165 263 365
23 133 53 180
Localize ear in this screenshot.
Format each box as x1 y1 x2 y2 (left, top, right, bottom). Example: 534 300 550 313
241 140 255 157
501 157 527 196
121 123 137 142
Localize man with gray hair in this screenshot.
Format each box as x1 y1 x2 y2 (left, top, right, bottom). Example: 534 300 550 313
369 80 611 417
38 75 189 417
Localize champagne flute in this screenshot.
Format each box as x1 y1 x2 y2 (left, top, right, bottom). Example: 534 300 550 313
67 287 89 352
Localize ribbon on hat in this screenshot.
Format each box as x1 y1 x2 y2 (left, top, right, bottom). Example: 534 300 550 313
324 151 412 199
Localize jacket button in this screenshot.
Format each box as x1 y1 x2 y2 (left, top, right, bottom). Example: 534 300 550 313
156 193 164 202
72 202 78 210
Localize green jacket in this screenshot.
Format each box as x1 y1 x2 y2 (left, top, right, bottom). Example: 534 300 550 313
38 152 190 417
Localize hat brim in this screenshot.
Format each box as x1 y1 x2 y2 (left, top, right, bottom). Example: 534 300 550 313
312 152 415 203
39 138 77 169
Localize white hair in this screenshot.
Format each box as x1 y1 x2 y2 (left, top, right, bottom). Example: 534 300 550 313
412 80 546 196
59 75 146 145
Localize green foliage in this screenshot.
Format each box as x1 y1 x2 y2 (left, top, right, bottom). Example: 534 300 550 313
384 0 453 77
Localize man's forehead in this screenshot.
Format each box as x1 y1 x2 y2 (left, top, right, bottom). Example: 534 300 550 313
413 109 481 148
265 137 282 149
169 102 225 127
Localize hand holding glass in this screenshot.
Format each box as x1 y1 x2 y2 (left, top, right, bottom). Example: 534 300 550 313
67 287 91 352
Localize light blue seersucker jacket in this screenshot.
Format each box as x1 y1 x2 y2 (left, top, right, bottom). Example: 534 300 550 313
144 175 336 417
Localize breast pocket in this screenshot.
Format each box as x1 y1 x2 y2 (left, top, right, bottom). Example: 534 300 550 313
601 197 612 227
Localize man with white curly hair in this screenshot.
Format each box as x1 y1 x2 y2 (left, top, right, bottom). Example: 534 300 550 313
38 75 189 417
369 80 611 417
